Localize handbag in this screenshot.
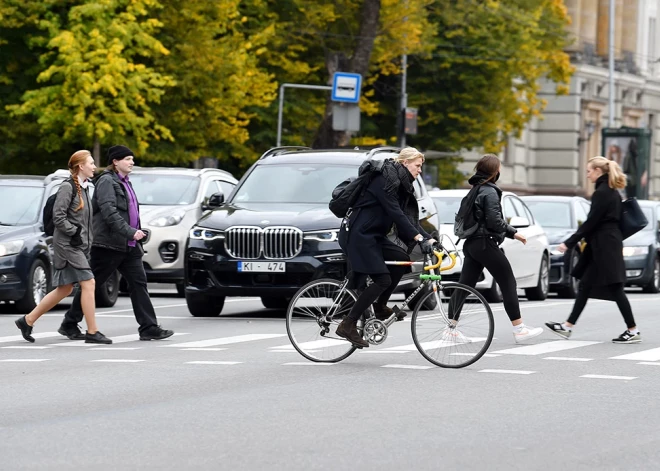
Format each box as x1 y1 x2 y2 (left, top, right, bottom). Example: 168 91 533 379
620 198 648 240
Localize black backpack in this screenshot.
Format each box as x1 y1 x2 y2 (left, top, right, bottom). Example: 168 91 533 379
329 159 385 218
454 185 481 239
43 179 77 237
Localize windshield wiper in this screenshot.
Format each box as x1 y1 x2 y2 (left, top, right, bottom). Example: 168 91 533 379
0 222 16 226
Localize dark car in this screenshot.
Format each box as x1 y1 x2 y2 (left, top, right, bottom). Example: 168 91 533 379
184 146 440 317
622 200 660 292
521 195 591 298
0 172 119 313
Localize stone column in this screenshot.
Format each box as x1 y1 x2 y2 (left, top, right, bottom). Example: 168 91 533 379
598 0 624 59
580 0 599 52
622 0 639 63
565 0 582 51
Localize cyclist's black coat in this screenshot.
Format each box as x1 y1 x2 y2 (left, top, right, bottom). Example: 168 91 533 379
467 173 517 245
564 174 625 286
338 164 428 274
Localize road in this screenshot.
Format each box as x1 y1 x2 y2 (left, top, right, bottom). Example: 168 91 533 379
1 287 659 470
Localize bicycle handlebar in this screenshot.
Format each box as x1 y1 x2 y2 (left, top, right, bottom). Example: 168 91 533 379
423 250 458 272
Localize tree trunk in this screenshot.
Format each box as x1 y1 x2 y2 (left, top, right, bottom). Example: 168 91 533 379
93 137 101 168
312 0 381 149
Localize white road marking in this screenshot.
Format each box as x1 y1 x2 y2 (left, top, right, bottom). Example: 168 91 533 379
450 353 500 358
610 347 660 362
0 359 50 362
359 351 410 354
0 332 61 344
381 364 433 370
2 346 51 350
580 374 637 380
180 348 228 351
637 362 660 366
282 362 335 366
271 339 348 351
88 347 141 351
382 337 487 352
163 333 285 348
186 361 242 365
479 369 536 375
542 357 593 362
492 341 601 356
48 332 190 347
91 359 146 363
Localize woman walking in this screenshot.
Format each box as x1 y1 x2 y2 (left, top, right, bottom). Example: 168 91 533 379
454 154 543 343
14 150 112 344
545 157 640 343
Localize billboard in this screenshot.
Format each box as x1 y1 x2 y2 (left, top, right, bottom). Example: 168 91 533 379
601 127 652 200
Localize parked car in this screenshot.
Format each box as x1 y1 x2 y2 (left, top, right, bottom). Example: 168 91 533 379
429 189 550 302
184 146 440 317
521 196 591 298
128 167 238 296
0 171 118 313
621 200 660 292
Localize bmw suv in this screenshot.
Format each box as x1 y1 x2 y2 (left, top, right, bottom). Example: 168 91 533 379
184 146 440 317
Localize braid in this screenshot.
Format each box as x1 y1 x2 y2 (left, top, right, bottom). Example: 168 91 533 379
70 170 84 211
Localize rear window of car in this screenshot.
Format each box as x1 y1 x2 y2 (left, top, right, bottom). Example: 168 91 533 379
0 185 44 225
130 174 200 205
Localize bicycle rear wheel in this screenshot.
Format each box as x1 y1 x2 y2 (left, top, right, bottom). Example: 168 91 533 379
411 282 494 368
286 278 359 363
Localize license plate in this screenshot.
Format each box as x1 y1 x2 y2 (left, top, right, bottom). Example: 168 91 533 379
237 261 286 273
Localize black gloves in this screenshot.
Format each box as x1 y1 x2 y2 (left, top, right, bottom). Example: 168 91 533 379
71 225 83 247
419 238 434 255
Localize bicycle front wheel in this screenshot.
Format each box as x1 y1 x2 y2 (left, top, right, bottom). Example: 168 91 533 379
411 282 494 368
286 278 358 363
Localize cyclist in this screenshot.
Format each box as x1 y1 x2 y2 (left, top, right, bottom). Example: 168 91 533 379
337 147 436 348
452 154 543 343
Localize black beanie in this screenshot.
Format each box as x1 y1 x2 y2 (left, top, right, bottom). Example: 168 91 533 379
107 145 134 166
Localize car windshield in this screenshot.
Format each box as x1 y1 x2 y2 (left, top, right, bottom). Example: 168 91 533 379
432 197 462 224
524 201 572 228
0 185 44 225
129 174 200 205
231 165 358 204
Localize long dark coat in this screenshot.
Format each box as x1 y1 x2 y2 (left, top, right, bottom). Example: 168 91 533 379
52 178 93 270
338 172 428 275
564 174 625 287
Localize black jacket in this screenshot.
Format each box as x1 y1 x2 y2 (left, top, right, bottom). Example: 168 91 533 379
564 174 625 287
92 170 141 252
338 165 429 275
467 175 517 245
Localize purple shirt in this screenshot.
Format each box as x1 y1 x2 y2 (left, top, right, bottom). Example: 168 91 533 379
118 174 140 247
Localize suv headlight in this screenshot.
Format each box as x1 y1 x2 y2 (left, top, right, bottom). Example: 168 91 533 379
149 209 186 227
304 230 338 242
622 246 649 257
0 240 25 257
190 226 225 240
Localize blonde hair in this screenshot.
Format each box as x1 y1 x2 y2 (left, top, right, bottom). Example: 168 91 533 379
396 147 425 163
68 150 91 211
588 156 626 190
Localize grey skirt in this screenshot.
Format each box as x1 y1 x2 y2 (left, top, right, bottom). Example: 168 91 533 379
52 264 94 287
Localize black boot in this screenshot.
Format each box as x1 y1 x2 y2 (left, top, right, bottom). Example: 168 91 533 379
336 318 369 348
373 303 406 322
15 316 35 343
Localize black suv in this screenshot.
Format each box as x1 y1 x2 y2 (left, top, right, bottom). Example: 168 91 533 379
0 171 119 313
184 147 440 317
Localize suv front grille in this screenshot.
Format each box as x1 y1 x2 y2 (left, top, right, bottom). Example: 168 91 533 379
225 226 303 260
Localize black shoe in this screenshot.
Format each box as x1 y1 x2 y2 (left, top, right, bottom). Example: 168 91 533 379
373 303 406 322
58 326 86 340
336 319 369 348
85 331 112 344
15 316 35 343
612 330 641 344
139 326 174 341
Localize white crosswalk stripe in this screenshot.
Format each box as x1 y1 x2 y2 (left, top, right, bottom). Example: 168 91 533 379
48 332 190 346
163 333 286 348
492 341 601 355
610 347 660 362
0 332 61 343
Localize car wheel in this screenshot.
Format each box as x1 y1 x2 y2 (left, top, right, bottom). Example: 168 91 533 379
525 256 549 301
96 270 120 308
176 283 185 298
481 279 503 303
15 259 50 313
261 296 290 309
186 291 225 317
558 250 580 298
405 288 437 311
642 257 660 293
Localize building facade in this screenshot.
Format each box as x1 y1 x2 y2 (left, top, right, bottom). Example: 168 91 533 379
458 0 660 199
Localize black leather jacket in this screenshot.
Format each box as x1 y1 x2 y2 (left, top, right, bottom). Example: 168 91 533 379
470 181 517 245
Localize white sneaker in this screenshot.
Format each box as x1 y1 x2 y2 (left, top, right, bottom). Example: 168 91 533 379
513 325 543 343
441 327 472 344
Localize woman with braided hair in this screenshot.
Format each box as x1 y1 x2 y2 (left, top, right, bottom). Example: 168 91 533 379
14 150 112 344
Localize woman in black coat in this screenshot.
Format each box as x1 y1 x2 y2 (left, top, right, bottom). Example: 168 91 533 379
337 147 435 348
546 157 640 343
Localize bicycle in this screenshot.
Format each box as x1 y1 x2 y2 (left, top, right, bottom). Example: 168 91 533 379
285 238 495 368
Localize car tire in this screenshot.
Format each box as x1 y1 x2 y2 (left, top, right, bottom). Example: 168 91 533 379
186 291 225 317
558 250 580 298
261 296 290 309
642 257 660 293
15 259 50 314
95 270 120 308
405 288 437 311
525 256 549 301
481 279 503 303
176 283 185 297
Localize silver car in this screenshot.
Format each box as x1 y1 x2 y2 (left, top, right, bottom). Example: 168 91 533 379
128 167 238 295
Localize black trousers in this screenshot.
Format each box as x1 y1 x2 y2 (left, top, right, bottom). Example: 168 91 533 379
457 237 521 322
346 244 410 322
567 283 636 328
61 246 158 334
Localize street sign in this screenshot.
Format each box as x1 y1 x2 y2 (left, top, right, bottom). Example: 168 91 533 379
332 104 360 131
331 72 362 104
404 107 418 135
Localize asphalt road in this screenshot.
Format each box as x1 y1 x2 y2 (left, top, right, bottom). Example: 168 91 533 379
1 287 659 470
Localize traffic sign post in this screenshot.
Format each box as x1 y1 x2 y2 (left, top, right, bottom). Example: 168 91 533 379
331 72 362 104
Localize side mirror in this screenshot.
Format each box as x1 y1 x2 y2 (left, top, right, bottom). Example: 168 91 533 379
202 191 224 210
509 216 530 228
